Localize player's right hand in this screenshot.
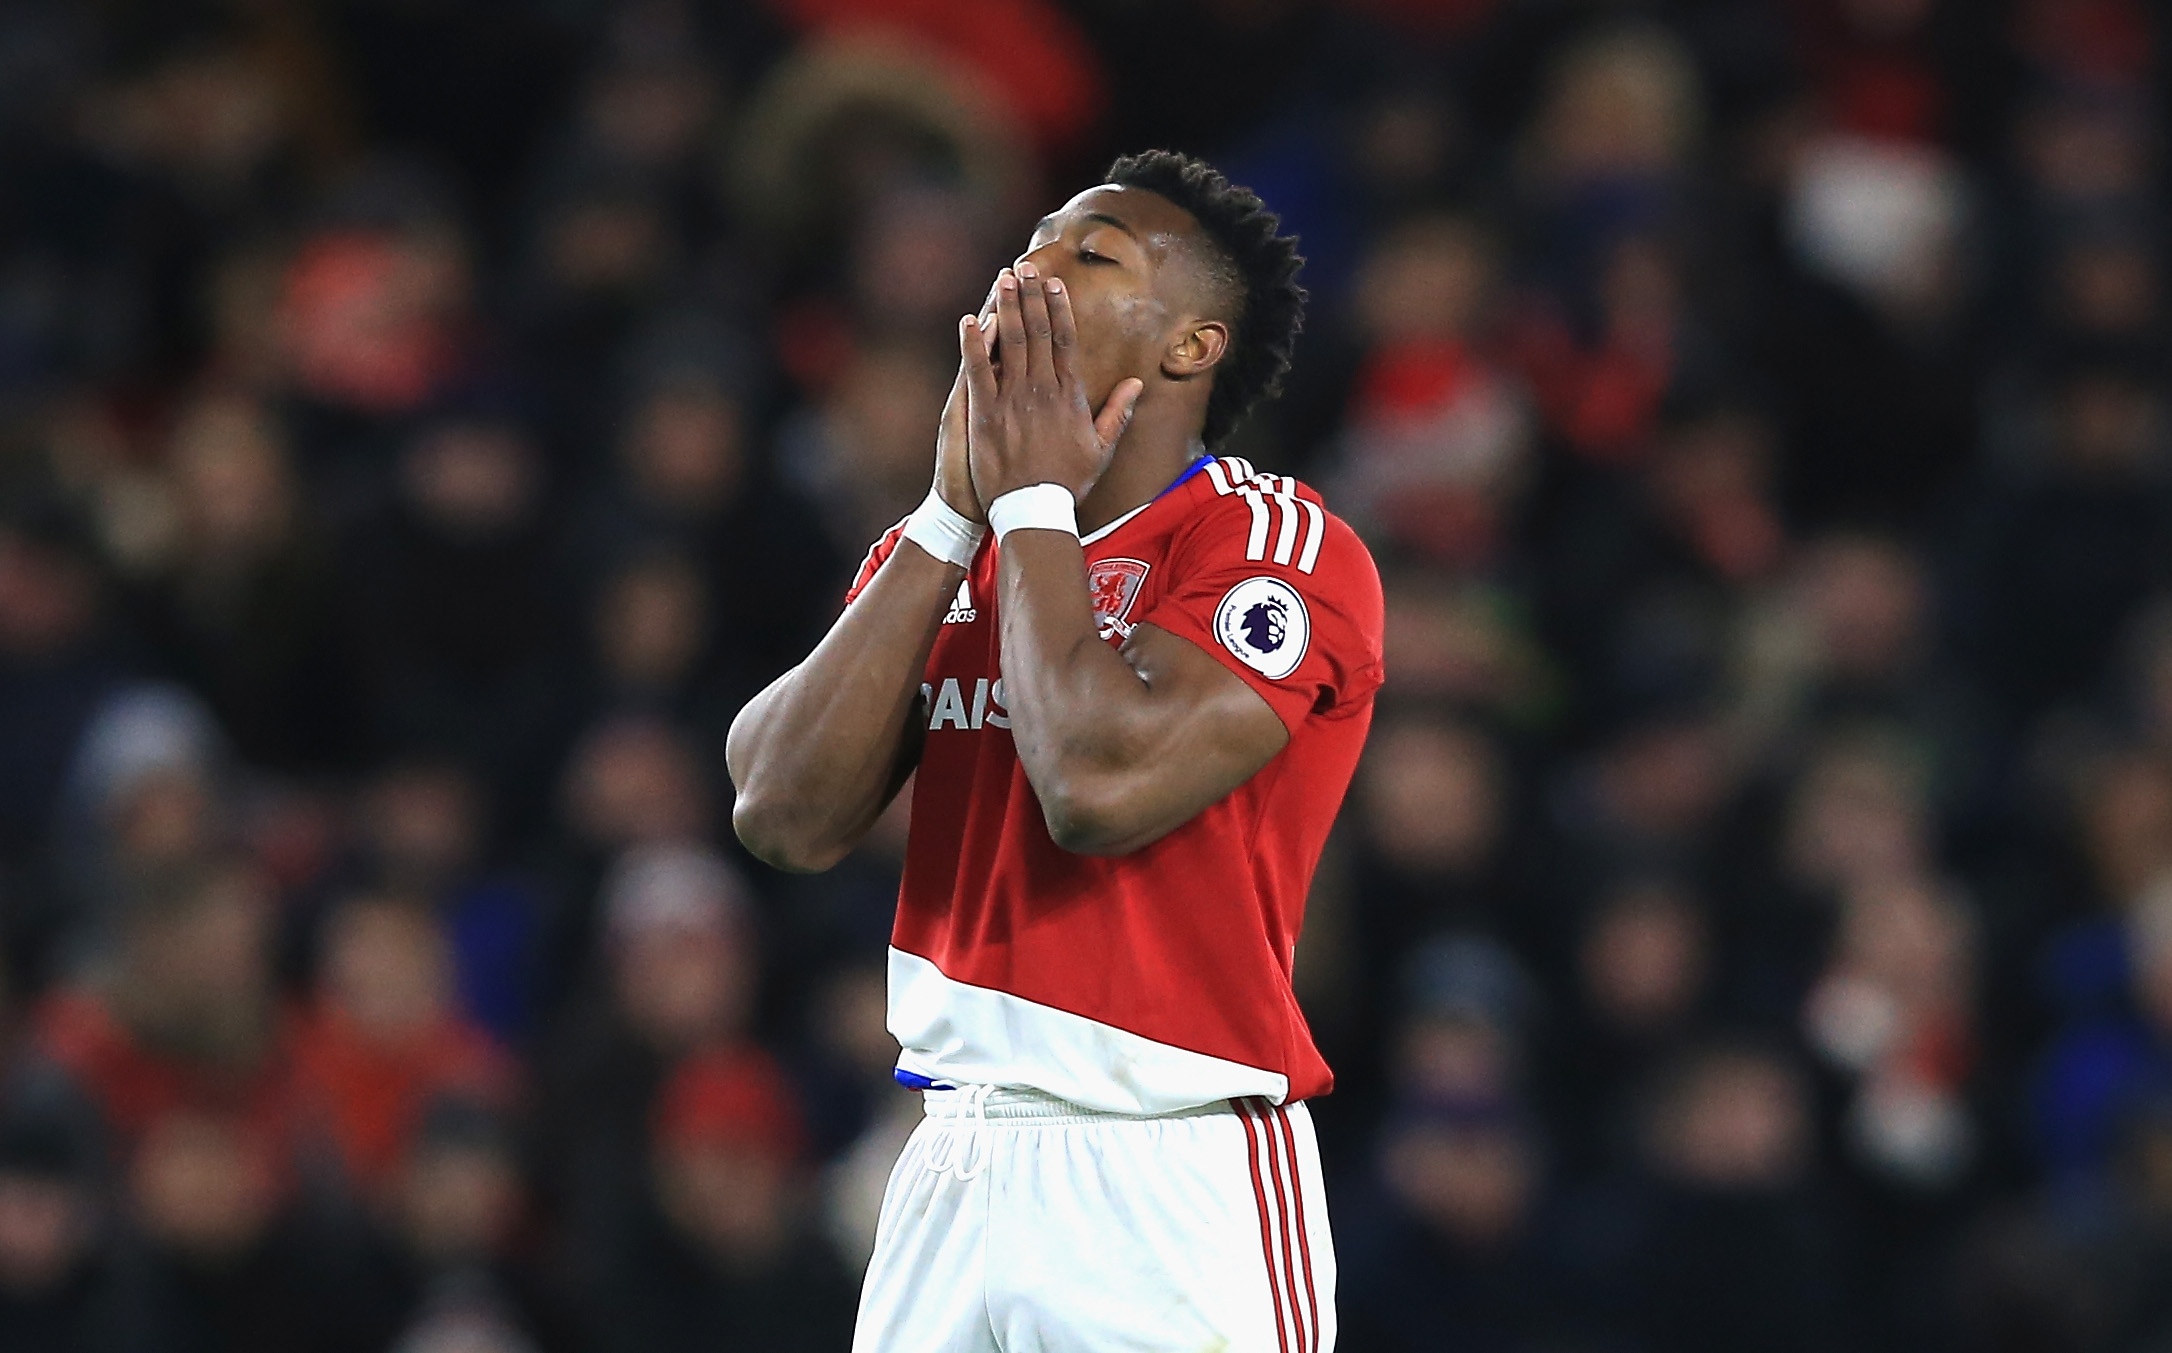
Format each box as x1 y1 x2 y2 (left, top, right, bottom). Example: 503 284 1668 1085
934 304 998 523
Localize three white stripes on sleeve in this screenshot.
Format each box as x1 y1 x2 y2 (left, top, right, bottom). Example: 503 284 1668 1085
1200 457 1325 575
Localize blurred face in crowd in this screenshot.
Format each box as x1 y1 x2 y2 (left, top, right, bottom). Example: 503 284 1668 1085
656 1137 793 1270
1597 717 1728 845
1785 737 1930 892
362 761 482 890
562 719 710 849
120 865 276 1064
322 895 455 1047
2054 237 2159 338
1582 881 1707 1036
1797 535 1928 684
623 383 744 513
1359 717 1503 874
402 421 539 542
130 1112 279 1262
1396 1012 1515 1105
1831 875 1975 1015
108 765 218 877
1379 576 1528 709
2018 97 2154 203
607 848 755 1054
542 189 672 297
2079 753 2172 907
1383 1116 1538 1250
854 188 993 334
0 1169 94 1297
0 530 97 658
825 341 952 509
2055 373 2161 477
579 58 715 169
1530 28 1699 184
1353 215 1494 345
169 393 295 564
400 1132 520 1263
1648 1049 1811 1192
614 919 751 1055
82 44 289 190
596 555 707 691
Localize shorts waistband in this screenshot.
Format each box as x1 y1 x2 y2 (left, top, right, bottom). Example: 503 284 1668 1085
918 1085 1240 1125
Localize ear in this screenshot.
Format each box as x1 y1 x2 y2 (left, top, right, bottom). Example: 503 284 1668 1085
1159 320 1230 380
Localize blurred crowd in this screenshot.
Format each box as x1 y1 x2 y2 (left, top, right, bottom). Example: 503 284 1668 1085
2 0 2172 1350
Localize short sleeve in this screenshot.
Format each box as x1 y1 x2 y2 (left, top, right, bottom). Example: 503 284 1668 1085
844 519 910 606
1138 488 1385 733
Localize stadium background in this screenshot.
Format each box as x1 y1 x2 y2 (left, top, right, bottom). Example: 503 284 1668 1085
1 0 2170 1349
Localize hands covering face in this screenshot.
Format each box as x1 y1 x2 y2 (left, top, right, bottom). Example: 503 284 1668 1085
956 263 1145 509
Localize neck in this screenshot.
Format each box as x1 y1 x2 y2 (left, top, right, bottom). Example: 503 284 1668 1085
1075 395 1205 535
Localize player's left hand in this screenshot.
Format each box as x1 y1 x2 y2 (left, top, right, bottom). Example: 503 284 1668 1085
960 262 1144 508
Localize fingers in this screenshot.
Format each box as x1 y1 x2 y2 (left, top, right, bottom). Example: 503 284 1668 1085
995 269 1027 390
1093 378 1145 452
959 313 997 410
1016 262 1054 385
1046 276 1080 387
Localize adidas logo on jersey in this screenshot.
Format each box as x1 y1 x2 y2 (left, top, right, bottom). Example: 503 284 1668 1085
943 579 978 624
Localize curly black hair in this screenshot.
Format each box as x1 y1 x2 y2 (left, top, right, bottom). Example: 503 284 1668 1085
1105 150 1307 449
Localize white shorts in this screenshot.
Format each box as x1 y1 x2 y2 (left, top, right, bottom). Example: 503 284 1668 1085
852 1086 1335 1353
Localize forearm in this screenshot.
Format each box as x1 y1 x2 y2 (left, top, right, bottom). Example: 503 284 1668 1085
726 541 960 870
994 531 1162 843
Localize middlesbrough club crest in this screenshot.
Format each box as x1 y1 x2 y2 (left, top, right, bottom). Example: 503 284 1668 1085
1088 557 1150 640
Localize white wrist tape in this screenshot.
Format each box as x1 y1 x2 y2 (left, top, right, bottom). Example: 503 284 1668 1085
901 488 986 569
987 484 1079 542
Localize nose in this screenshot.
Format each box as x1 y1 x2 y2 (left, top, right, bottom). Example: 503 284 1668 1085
1016 241 1072 287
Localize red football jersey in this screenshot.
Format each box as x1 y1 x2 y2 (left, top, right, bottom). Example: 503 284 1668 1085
844 456 1384 1113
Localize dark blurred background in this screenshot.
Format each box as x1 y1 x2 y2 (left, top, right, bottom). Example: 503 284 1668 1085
1 1 2170 1350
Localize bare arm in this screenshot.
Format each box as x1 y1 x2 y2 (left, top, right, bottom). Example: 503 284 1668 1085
964 265 1287 855
725 539 959 872
995 534 1288 854
726 362 986 873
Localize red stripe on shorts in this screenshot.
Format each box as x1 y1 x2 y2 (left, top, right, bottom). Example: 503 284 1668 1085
1259 1101 1308 1353
1274 1104 1321 1353
1239 1098 1293 1353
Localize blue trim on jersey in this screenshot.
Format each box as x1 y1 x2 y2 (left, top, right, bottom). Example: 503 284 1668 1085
1157 455 1215 500
894 1069 955 1092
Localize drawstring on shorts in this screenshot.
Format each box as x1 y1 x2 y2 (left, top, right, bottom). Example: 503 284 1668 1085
923 1083 996 1181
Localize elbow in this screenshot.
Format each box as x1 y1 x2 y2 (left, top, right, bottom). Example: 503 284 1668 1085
1038 777 1141 857
730 792 851 874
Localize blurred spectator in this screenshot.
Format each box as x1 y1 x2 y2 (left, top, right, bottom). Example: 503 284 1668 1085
1620 1040 1851 1353
292 892 512 1203
351 757 545 1047
35 860 294 1154
1331 213 1531 569
116 1106 373 1353
0 1086 123 1349
1553 878 1711 1173
359 1097 573 1353
2036 881 2172 1181
345 415 567 828
589 1045 854 1353
129 391 351 772
537 843 758 1292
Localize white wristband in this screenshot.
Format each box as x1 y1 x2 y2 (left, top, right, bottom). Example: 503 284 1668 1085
900 488 985 569
987 484 1079 542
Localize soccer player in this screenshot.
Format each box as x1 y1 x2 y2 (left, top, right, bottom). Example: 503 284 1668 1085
726 151 1382 1353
